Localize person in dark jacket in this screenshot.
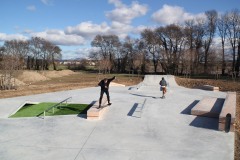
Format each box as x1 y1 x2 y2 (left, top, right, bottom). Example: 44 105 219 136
159 77 167 98
98 76 116 108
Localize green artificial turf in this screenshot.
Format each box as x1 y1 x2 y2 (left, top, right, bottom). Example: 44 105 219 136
10 102 90 118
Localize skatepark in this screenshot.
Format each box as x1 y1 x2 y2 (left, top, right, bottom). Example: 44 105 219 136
0 75 234 160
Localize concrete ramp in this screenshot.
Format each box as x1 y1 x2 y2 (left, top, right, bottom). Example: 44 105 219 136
142 75 178 87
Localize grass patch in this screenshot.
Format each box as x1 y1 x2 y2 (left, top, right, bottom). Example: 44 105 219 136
10 102 90 118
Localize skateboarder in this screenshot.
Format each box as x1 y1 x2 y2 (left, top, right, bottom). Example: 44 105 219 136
159 77 167 98
97 76 116 108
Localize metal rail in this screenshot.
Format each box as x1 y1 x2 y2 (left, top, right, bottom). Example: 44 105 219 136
38 97 72 119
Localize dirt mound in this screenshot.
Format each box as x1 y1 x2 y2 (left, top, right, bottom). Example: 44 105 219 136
40 70 75 78
13 78 26 86
16 71 49 83
0 74 26 86
15 70 75 83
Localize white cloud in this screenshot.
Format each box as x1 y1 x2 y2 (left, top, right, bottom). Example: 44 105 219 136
31 29 85 46
65 21 111 39
41 0 53 5
108 0 124 8
22 29 34 34
65 20 134 40
64 0 149 41
62 47 99 59
152 4 205 25
106 0 148 25
109 21 133 38
131 25 149 34
0 33 28 42
26 5 36 11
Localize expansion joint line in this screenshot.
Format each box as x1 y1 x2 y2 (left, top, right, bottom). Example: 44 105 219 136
74 123 97 160
140 98 147 117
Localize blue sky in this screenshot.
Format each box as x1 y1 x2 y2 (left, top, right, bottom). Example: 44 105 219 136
0 0 239 59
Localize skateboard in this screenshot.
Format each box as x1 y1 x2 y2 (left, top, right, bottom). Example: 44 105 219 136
97 103 111 109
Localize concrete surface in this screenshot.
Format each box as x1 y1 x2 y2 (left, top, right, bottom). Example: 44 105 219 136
0 75 234 160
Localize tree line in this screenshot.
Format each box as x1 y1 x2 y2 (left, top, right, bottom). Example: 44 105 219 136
90 9 240 76
0 37 61 89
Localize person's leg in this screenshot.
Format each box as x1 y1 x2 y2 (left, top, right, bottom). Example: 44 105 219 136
105 90 111 104
162 87 166 98
98 90 104 108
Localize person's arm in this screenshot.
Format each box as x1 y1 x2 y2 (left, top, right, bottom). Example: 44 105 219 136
98 80 103 86
108 76 115 82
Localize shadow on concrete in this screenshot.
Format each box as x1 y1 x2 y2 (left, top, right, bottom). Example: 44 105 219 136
189 116 219 131
181 100 199 115
210 98 224 115
130 93 154 98
127 103 140 118
77 101 96 119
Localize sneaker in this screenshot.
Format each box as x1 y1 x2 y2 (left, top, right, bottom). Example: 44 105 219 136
108 103 112 105
97 105 101 109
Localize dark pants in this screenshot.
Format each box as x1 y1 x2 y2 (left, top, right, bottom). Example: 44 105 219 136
99 89 110 105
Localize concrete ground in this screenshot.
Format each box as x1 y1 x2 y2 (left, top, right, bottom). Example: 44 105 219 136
0 76 234 160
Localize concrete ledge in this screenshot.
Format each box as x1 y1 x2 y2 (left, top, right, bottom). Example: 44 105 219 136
200 85 219 91
218 92 236 132
191 97 224 118
110 82 126 87
87 95 108 120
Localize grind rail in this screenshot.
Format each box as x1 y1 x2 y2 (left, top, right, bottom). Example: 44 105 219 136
37 97 72 119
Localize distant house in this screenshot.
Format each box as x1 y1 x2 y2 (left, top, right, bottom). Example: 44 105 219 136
60 60 81 65
59 59 96 66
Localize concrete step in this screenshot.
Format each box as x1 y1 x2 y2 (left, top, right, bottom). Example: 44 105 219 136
87 95 108 120
191 97 225 118
200 85 219 91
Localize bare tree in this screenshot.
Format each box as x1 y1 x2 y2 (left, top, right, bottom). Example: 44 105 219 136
137 40 147 74
28 37 61 70
155 24 185 74
42 41 62 70
184 19 196 75
217 13 228 75
121 36 143 73
226 9 240 74
0 46 19 89
192 18 205 74
203 10 218 74
141 28 161 73
91 35 121 73
29 37 45 70
3 40 29 69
